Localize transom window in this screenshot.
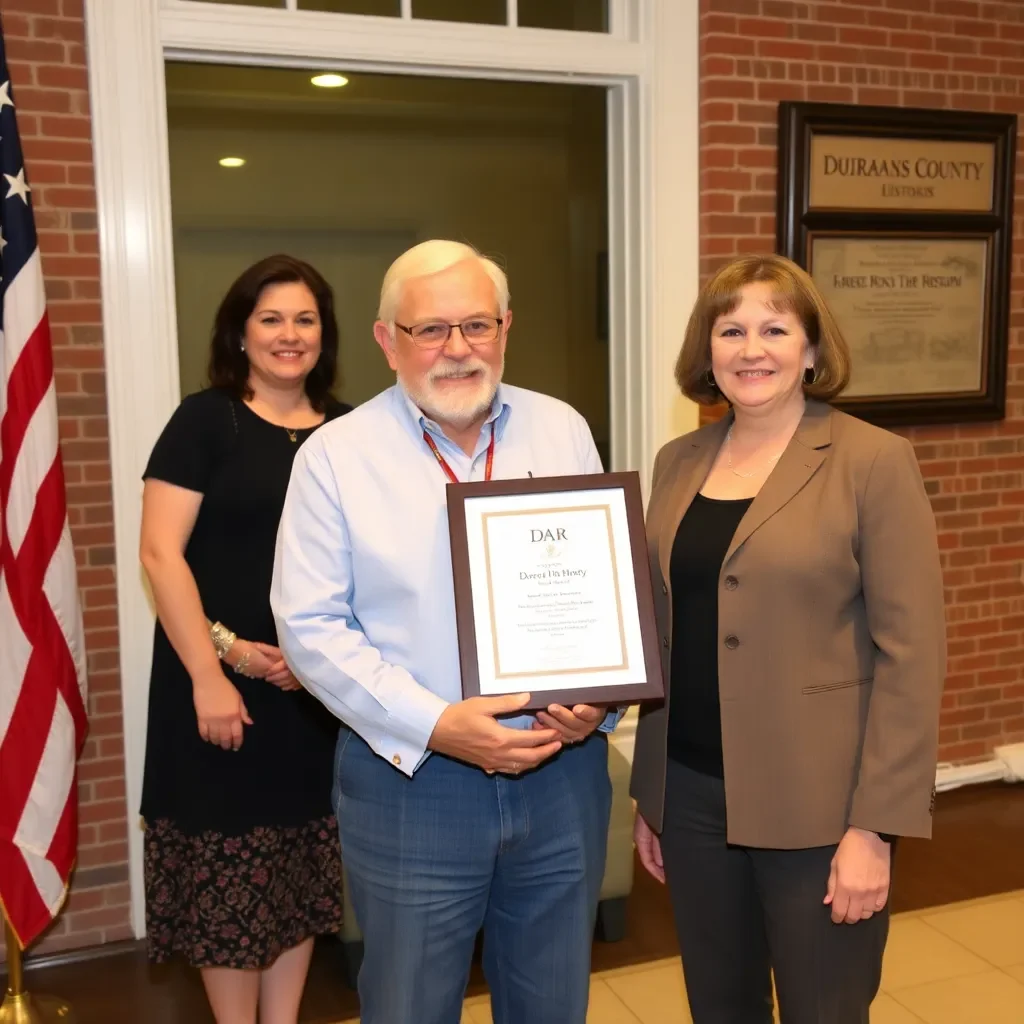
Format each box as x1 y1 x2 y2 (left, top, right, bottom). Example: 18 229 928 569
177 0 609 32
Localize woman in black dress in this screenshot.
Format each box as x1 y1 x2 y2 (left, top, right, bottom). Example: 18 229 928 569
139 254 350 1023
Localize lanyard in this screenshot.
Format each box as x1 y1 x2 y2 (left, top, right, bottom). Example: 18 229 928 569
423 423 496 484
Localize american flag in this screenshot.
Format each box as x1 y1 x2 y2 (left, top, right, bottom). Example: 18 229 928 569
0 20 88 949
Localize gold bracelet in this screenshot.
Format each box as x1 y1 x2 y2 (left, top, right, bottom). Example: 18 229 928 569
209 620 237 660
235 650 251 677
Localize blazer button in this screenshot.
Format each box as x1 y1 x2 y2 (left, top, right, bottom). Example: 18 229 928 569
662 584 668 595
724 635 740 649
662 636 670 649
724 575 738 590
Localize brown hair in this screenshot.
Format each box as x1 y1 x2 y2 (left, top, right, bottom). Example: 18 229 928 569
207 254 339 412
675 254 851 405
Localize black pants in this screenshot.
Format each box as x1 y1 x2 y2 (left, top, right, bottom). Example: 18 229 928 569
660 758 890 1024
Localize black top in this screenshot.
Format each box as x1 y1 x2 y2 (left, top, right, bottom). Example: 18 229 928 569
667 492 753 779
140 388 351 834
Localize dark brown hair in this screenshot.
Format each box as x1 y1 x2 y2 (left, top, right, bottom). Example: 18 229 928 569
207 254 339 411
675 254 851 405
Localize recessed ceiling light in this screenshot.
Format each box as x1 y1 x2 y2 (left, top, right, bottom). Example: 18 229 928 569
311 73 349 89
218 157 246 168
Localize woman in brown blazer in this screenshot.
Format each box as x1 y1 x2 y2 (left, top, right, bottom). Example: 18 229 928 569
630 255 945 1024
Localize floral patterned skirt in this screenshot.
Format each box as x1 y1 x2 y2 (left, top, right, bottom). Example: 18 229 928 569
144 814 344 970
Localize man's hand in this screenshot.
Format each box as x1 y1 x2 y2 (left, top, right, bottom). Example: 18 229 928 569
824 827 891 924
532 704 604 744
428 693 562 774
634 812 665 883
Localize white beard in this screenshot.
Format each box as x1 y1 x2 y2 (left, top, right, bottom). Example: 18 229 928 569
401 356 503 429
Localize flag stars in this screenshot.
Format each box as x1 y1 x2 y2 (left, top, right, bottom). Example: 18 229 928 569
4 167 30 204
0 81 13 112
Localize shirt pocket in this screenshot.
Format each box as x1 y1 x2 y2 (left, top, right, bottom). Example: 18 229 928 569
801 677 872 695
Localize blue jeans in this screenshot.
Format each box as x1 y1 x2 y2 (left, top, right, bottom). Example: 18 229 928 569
333 727 612 1024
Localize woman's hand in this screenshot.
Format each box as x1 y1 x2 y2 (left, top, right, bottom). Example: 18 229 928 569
824 826 891 924
250 641 303 691
193 670 252 751
224 640 301 690
634 811 666 884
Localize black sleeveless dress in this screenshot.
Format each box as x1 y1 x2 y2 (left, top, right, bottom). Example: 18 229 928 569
140 388 349 969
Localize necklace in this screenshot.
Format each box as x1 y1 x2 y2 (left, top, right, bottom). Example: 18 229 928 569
726 426 784 479
285 427 298 443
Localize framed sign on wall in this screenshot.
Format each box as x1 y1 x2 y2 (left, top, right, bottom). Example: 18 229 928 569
777 101 1016 427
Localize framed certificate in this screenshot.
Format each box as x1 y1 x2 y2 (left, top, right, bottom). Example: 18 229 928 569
446 472 664 709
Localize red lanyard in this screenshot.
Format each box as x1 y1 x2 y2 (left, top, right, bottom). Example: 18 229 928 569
423 423 496 484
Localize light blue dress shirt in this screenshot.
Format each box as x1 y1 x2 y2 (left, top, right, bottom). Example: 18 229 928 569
271 382 622 776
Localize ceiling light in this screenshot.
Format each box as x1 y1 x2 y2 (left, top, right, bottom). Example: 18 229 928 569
311 73 349 89
218 157 246 168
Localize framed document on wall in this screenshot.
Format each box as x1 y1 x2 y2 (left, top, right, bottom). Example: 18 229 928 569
777 101 1016 426
446 472 664 710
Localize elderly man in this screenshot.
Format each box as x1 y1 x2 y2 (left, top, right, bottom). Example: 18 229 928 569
271 240 619 1024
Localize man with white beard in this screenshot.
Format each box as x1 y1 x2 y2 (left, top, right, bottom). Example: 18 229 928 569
271 240 620 1024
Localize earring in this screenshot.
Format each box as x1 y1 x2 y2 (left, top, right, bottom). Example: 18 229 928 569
240 340 246 353
705 369 718 390
803 366 818 385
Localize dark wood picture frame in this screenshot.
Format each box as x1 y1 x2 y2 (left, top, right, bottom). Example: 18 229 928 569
446 471 664 710
777 101 1016 427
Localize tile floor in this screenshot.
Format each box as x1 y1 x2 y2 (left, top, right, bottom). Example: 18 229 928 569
340 888 1024 1024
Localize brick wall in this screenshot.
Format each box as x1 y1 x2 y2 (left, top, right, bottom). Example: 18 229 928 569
1 0 131 961
701 0 1024 762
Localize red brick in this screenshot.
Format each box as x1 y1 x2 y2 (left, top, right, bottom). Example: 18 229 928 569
840 27 890 46
817 4 868 25
759 39 819 60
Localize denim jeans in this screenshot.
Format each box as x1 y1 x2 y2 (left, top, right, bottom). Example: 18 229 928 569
333 726 612 1024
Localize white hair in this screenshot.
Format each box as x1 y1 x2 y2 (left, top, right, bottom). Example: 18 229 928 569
377 239 510 326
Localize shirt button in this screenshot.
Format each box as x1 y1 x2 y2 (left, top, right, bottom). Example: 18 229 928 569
724 635 740 649
392 754 402 767
724 575 738 590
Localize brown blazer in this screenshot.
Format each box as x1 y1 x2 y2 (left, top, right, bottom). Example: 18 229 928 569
630 401 946 849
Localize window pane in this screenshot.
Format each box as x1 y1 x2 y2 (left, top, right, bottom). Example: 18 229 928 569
517 0 607 31
299 0 400 13
413 0 506 26
164 62 610 465
182 0 284 6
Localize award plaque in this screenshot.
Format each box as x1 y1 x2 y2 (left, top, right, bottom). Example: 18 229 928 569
446 472 664 710
777 101 1016 426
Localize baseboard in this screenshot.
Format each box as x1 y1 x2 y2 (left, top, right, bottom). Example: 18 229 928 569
994 742 1024 782
935 741 1024 792
0 937 143 976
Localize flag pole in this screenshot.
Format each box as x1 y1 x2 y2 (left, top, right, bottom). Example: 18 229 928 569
0 912 76 1024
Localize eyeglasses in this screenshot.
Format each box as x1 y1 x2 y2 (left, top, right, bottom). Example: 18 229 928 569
395 316 503 348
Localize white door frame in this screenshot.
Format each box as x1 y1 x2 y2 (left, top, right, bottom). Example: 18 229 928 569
85 0 700 937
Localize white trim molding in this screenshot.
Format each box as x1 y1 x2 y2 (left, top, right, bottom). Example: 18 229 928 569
87 0 701 935
86 0 182 939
